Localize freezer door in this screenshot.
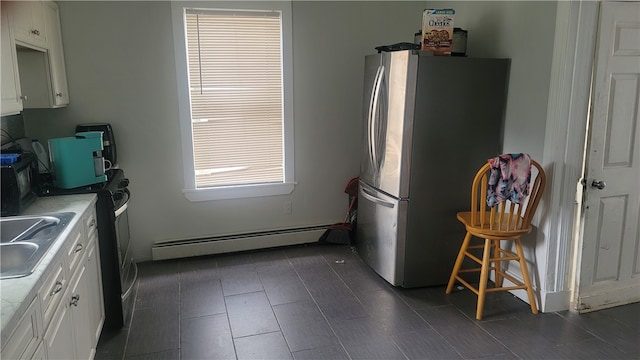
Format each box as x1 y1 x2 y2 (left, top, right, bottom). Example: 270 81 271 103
359 51 417 198
355 181 408 286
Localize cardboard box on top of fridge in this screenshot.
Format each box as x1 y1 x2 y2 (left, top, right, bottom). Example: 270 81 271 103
422 9 455 55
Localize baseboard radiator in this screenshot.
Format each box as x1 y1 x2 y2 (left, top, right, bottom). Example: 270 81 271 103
151 225 330 261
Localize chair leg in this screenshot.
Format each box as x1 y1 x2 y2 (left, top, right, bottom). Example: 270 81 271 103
476 238 492 320
494 239 503 288
514 239 538 314
446 231 472 294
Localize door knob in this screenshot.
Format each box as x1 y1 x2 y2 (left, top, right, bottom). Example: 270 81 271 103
591 180 606 190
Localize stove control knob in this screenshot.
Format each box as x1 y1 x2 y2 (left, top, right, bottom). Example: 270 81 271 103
112 191 124 201
119 178 130 188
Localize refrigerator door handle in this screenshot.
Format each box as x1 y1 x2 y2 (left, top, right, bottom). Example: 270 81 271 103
367 69 378 167
369 65 385 170
360 186 395 208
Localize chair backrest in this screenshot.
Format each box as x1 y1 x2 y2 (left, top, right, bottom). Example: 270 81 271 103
469 159 546 233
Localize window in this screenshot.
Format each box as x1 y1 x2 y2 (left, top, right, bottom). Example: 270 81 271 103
172 2 294 201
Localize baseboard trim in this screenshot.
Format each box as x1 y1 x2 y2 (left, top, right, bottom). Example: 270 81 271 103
151 225 329 261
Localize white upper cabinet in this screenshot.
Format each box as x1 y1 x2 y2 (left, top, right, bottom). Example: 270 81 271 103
9 1 48 49
1 5 23 116
6 0 69 109
43 1 69 107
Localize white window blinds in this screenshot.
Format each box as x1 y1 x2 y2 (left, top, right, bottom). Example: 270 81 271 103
185 9 284 188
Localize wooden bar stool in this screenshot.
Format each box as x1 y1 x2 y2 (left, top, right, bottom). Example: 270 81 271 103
446 158 546 320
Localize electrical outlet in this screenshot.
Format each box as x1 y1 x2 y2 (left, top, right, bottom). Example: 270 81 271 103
284 200 292 215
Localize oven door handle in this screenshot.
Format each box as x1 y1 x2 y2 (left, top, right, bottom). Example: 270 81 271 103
114 201 128 218
122 262 138 299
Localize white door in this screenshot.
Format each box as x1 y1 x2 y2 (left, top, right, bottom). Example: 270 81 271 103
578 1 640 312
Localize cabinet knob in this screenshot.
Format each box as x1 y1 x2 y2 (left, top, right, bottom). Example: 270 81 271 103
70 294 80 307
50 281 63 296
31 29 40 36
56 92 63 97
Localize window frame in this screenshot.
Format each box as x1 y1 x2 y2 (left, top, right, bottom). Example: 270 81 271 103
171 1 295 202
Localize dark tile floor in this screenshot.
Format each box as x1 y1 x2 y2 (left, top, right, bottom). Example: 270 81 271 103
95 243 640 360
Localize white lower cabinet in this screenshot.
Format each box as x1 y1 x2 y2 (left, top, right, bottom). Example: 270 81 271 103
44 261 95 360
85 231 105 347
68 264 92 359
3 205 104 360
65 232 103 360
0 296 42 360
31 343 46 360
43 285 75 360
44 208 104 360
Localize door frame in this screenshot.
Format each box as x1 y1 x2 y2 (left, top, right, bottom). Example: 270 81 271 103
539 0 600 312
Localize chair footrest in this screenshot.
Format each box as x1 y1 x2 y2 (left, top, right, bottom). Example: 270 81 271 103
491 255 520 262
463 251 483 265
454 276 526 293
486 285 526 292
496 271 525 287
454 276 479 296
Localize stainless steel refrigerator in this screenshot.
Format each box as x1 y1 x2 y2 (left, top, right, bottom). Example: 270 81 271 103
355 50 510 288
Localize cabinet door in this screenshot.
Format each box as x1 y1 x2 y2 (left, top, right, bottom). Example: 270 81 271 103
86 234 105 346
9 1 47 48
1 6 23 116
69 264 94 360
30 342 45 360
43 287 75 360
0 297 42 360
43 1 68 107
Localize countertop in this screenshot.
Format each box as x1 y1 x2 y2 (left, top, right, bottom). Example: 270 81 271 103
0 194 97 345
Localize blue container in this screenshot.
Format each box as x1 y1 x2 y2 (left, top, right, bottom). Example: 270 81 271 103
0 153 21 166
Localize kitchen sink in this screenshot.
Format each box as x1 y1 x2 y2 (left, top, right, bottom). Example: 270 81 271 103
0 243 39 273
0 212 75 279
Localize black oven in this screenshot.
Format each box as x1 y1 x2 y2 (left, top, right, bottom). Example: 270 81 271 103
39 169 137 332
96 170 137 332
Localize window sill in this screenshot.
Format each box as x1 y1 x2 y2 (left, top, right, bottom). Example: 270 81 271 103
183 182 296 202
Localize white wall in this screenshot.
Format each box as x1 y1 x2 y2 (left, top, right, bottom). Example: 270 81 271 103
426 1 556 160
23 1 557 268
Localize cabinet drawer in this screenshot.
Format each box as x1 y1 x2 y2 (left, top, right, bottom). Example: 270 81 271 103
84 209 98 239
37 258 65 331
65 225 85 276
0 296 42 360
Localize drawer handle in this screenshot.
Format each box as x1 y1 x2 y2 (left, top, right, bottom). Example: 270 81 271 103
74 243 84 253
56 92 63 97
31 29 40 36
50 281 63 296
70 294 80 307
